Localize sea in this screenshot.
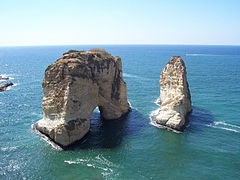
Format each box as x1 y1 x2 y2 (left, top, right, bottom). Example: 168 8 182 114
0 45 239 179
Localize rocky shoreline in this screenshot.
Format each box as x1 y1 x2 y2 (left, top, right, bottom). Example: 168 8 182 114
0 82 13 92
0 75 13 92
0 75 9 81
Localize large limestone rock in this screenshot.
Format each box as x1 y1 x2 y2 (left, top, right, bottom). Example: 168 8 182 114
34 49 130 147
153 56 192 131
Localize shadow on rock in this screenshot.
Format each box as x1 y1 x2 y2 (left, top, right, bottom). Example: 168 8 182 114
66 108 148 150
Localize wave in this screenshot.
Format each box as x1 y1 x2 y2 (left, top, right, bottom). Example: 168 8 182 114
185 54 213 56
204 121 240 133
207 124 240 133
154 97 160 106
0 74 14 82
0 74 19 78
64 154 118 178
213 121 240 129
149 97 160 124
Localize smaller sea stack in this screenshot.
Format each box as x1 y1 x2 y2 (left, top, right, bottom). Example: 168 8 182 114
153 56 192 131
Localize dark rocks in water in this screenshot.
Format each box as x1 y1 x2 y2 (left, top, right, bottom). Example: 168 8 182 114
0 76 9 81
0 82 14 92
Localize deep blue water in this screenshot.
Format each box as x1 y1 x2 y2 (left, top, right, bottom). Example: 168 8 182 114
0 45 240 179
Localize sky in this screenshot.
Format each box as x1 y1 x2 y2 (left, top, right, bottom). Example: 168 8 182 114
0 0 240 46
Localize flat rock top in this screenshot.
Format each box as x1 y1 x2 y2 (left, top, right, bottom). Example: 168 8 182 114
44 49 122 82
57 49 116 64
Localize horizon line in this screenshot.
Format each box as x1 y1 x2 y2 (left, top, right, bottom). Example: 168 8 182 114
0 43 240 47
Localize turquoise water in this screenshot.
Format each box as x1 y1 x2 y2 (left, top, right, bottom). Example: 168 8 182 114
0 45 240 179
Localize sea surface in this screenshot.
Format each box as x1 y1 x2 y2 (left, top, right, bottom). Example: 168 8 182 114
0 45 239 179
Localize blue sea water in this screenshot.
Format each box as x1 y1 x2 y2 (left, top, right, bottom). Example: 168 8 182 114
0 45 240 179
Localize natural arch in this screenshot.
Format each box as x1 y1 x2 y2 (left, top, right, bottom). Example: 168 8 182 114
34 49 130 147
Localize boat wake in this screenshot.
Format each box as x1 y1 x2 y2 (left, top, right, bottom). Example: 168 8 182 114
185 53 222 57
185 53 240 57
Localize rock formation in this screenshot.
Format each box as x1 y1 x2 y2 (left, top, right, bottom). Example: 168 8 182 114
153 56 192 131
0 76 9 81
0 82 13 92
34 49 130 147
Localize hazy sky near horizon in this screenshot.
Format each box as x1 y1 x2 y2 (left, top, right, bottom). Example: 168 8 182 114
1 0 240 46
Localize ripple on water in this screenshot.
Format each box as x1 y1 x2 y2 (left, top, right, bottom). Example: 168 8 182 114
64 154 119 178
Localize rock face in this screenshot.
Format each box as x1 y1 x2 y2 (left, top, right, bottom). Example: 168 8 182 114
34 49 130 147
0 82 13 92
154 56 192 131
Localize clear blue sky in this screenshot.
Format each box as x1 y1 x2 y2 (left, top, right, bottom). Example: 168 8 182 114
1 0 240 46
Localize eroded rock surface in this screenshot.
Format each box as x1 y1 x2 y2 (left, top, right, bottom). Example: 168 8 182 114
153 56 192 131
34 49 130 147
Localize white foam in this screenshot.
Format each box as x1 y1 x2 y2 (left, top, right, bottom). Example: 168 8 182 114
185 53 217 57
123 73 139 78
93 106 100 113
1 146 18 152
123 73 152 81
64 154 116 178
0 74 8 78
219 127 239 133
208 125 240 133
64 160 78 164
87 164 94 167
185 53 239 57
6 86 12 91
3 83 19 91
150 109 159 118
149 108 159 128
128 101 131 107
154 97 160 106
213 121 240 129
